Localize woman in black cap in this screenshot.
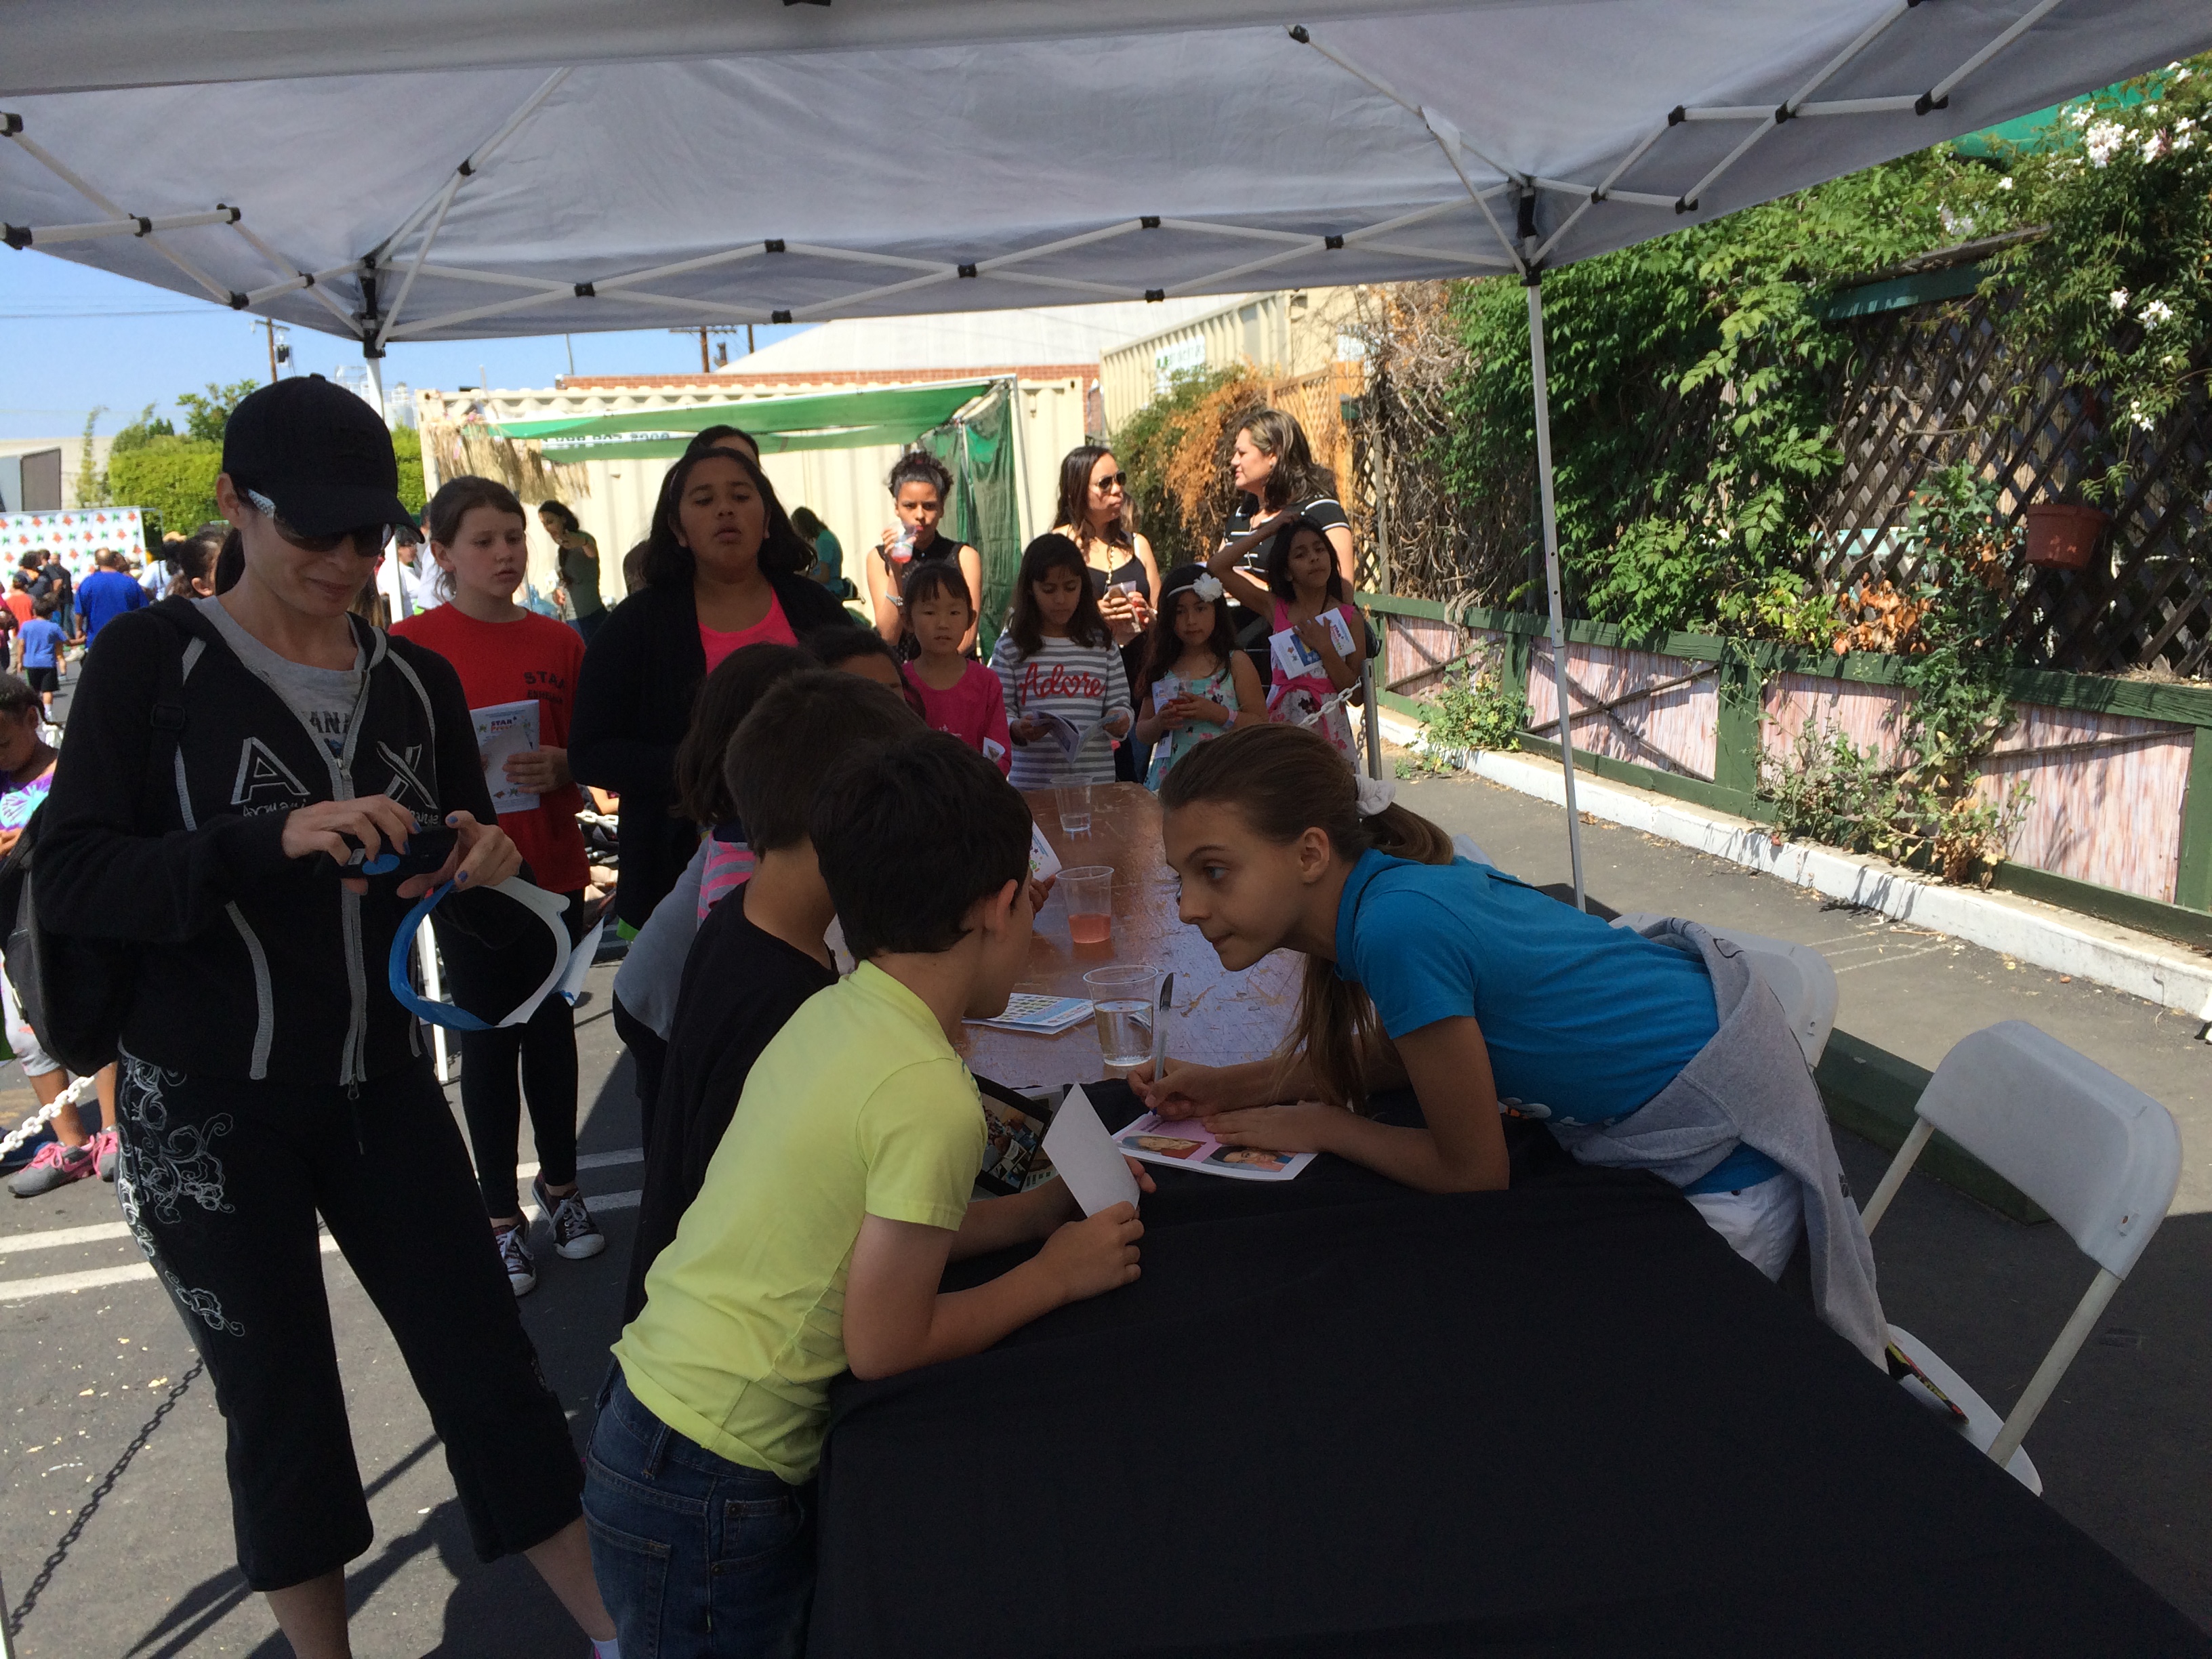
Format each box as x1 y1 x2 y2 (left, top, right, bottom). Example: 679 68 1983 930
35 376 619 1659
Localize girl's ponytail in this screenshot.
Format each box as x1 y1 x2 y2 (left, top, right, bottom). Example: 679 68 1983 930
1160 724 1454 1108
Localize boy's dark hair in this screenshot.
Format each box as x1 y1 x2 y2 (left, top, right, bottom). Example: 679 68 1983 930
811 732 1031 960
30 596 56 619
673 642 817 825
1004 532 1110 655
726 670 925 854
800 623 901 674
0 673 39 719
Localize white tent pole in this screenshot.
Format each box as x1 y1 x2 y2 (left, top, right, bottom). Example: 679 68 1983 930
365 353 386 423
1525 270 1587 912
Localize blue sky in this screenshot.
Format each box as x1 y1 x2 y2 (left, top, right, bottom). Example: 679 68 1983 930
0 249 814 443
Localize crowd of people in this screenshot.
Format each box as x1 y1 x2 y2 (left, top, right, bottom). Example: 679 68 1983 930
0 371 1876 1659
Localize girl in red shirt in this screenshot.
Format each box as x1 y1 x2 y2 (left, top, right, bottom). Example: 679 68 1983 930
393 476 602 1296
899 560 1009 774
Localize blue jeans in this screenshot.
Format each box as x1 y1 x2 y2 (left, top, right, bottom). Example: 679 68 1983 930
585 1366 815 1659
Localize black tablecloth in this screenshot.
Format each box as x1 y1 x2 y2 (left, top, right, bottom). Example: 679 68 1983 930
812 1087 2207 1658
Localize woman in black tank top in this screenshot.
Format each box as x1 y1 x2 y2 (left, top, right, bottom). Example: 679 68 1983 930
1052 444 1162 780
865 450 980 654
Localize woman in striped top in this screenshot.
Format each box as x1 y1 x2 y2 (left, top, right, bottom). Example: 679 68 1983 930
990 533 1132 789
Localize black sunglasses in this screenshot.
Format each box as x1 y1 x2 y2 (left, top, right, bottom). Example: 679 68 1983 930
1092 471 1128 491
244 489 393 558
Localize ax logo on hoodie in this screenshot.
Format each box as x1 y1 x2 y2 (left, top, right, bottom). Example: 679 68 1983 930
376 741 436 817
230 737 311 814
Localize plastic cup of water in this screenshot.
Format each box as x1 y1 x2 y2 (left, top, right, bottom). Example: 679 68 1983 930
1056 781 1093 835
1084 964 1159 1069
1060 865 1113 945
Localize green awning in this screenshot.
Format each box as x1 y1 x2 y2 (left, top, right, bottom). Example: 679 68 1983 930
504 379 996 459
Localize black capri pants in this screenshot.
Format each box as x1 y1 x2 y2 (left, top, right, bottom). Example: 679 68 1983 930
112 1049 582 1590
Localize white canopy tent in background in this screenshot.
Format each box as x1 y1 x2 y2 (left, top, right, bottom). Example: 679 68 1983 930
7 0 2209 903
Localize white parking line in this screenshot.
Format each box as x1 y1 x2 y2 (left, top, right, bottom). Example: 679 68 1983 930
0 1187 642 1303
0 1149 646 1258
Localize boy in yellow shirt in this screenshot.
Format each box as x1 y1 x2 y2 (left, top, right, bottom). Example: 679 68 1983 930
586 732 1147 1658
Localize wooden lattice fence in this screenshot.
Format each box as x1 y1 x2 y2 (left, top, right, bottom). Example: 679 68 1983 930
1352 274 2212 678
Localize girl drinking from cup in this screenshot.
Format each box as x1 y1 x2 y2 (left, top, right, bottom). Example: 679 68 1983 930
990 534 1130 790
1136 723 1887 1366
394 476 601 1293
1131 563 1265 790
865 450 981 654
1206 514 1365 765
901 560 1010 775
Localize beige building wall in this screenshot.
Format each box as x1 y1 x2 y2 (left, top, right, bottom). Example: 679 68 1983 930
1099 287 1364 430
422 375 1090 605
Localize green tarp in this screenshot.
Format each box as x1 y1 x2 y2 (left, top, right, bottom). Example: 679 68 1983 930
508 379 994 459
921 381 1021 651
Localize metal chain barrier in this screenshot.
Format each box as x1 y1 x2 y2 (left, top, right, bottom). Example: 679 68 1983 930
0 1071 97 1163
5 1359 206 1641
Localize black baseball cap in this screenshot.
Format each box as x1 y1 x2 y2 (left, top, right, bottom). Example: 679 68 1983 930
220 375 411 537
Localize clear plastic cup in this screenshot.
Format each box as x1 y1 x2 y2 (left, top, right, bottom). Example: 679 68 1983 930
1059 864 1113 945
1084 964 1160 1068
1056 781 1093 835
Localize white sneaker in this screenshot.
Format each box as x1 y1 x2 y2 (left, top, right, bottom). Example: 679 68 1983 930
493 1221 537 1296
533 1174 606 1261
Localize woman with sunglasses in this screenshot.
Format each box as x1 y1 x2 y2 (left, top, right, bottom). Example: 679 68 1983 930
1051 445 1160 781
33 378 619 1659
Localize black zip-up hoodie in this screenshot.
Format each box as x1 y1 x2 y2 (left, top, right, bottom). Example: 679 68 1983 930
37 598 504 1086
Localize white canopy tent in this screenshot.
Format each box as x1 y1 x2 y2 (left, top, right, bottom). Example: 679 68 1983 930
7 0 2208 901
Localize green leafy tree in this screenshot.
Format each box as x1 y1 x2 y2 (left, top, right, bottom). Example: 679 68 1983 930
1975 55 2212 497
105 443 224 537
75 405 110 506
173 379 263 445
108 403 176 456
1433 148 1982 641
392 425 426 516
1111 366 1244 567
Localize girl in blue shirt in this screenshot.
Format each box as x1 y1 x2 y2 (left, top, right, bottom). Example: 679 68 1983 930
1137 723 1886 1355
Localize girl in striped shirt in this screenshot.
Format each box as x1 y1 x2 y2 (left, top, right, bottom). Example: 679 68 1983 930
991 533 1132 789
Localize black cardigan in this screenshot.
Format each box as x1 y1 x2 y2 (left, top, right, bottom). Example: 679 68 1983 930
36 599 504 1086
570 571 849 929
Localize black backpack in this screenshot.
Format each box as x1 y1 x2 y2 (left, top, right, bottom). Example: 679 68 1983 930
0 611 190 1076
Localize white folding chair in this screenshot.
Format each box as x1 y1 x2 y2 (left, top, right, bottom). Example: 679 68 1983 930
1608 913 1839 1069
1859 1021 2182 1495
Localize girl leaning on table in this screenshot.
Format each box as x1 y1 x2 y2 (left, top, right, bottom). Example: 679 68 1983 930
392 476 602 1297
989 533 1132 790
1130 562 1265 790
1132 722 1888 1365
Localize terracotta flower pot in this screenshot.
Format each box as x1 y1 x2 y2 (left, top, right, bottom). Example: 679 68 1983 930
2024 503 2110 571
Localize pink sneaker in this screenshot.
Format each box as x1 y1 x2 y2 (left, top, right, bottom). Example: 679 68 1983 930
8 1139 96 1198
93 1127 121 1182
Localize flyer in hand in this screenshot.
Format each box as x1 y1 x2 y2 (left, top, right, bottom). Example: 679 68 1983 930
471 699 541 815
1115 1111 1315 1182
1029 709 1117 763
976 1084 1063 1196
1267 609 1357 682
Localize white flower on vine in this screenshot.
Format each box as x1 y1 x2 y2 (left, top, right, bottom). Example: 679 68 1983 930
2181 117 2200 132
2141 299 2175 327
2176 132 2198 153
2110 288 2131 312
2068 105 2095 127
1997 176 2015 190
2131 400 2156 430
2141 133 2167 163
2085 119 2126 165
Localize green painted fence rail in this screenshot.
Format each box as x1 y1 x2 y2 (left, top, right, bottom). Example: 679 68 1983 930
1357 590 2212 951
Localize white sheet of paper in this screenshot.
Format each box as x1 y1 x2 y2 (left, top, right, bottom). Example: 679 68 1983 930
557 918 603 1006
824 916 856 977
472 699 541 816
1029 822 1062 883
1040 1084 1140 1216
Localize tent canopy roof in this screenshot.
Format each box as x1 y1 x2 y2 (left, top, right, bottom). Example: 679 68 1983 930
4 3 2207 350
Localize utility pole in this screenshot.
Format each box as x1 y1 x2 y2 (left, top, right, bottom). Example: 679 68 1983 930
747 323 756 356
253 317 289 384
697 327 711 373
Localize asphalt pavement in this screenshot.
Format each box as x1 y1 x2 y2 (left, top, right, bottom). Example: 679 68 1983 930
0 712 2205 1653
